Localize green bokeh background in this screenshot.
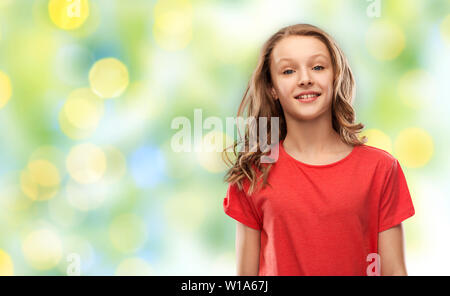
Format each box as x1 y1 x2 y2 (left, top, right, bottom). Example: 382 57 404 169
0 0 449 275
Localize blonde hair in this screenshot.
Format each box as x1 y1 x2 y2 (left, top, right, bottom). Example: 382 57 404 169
223 23 367 195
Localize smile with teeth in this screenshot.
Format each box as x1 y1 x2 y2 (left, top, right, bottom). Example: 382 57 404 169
295 93 321 99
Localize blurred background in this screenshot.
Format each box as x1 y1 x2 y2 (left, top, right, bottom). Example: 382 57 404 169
0 0 449 275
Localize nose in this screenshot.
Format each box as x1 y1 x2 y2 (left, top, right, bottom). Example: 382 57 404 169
298 68 313 86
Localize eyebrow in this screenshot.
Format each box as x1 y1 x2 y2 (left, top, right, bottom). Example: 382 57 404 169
276 53 329 64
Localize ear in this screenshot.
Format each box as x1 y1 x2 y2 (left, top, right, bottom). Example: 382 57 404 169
270 87 278 100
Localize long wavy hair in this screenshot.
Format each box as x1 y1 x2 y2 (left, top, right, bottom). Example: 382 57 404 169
223 23 367 195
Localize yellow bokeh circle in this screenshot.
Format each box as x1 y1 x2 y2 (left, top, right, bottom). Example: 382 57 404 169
29 145 66 174
359 129 393 154
0 71 12 109
153 0 193 51
20 159 61 201
66 143 106 184
22 229 62 270
48 0 90 30
394 128 434 168
59 109 96 140
63 88 104 129
59 88 104 140
89 58 129 99
366 20 405 61
384 0 422 23
28 160 61 187
20 170 39 200
0 249 14 276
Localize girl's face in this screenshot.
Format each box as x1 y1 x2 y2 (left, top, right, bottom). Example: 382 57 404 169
269 36 334 122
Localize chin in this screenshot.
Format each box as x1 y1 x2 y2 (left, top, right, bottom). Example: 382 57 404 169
293 107 330 121
296 114 321 121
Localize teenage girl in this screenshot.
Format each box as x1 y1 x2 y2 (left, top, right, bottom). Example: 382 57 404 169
223 24 415 276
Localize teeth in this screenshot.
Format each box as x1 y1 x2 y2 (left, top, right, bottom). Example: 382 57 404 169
297 94 319 99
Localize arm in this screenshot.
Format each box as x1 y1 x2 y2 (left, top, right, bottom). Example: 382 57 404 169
378 223 408 276
235 221 261 276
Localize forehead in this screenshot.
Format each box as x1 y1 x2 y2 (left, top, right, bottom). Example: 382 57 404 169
271 35 331 65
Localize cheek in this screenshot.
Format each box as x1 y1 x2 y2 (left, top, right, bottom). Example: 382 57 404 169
317 75 334 94
276 80 294 97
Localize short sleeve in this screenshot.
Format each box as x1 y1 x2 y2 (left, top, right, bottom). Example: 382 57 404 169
378 159 415 232
223 183 262 230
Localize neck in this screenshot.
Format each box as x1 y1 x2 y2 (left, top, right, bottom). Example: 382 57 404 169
282 109 344 156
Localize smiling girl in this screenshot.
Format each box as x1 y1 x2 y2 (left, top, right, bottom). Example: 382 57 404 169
222 24 415 276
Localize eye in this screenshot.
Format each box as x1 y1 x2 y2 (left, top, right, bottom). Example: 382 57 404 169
313 65 324 71
282 69 294 75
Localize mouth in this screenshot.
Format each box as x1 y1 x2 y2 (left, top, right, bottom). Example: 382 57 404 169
294 92 321 102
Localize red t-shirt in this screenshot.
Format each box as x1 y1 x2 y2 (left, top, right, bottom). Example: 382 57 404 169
223 141 415 276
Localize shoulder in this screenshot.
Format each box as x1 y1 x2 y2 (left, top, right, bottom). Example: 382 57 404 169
356 144 397 168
